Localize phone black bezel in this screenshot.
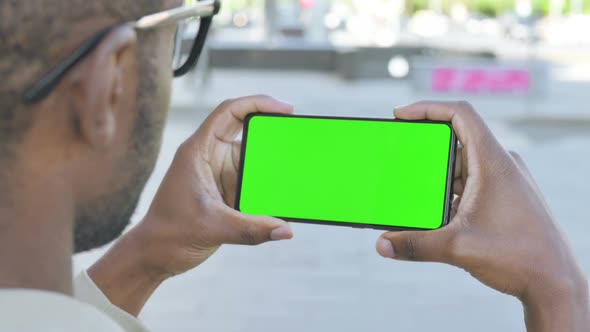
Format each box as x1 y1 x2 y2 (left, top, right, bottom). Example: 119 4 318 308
235 113 458 231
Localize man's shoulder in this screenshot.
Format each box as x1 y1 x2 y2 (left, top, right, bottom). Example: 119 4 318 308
0 288 125 331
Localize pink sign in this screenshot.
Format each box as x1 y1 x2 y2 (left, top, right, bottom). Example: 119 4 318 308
432 67 531 94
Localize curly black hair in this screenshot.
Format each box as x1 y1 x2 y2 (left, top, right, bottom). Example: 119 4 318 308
0 0 163 158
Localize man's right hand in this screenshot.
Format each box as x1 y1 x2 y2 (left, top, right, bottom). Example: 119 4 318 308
88 95 294 316
376 101 589 332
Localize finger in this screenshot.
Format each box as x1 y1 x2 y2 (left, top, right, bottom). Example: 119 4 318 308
213 202 293 245
452 144 463 195
453 178 464 195
220 141 243 207
450 195 461 220
454 144 462 179
201 95 293 144
376 226 456 263
394 101 504 161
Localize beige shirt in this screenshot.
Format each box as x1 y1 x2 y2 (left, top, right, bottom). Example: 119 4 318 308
0 271 148 331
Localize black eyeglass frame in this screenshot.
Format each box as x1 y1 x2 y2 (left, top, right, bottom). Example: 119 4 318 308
22 0 221 104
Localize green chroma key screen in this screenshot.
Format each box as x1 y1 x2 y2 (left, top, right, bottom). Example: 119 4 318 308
237 114 456 230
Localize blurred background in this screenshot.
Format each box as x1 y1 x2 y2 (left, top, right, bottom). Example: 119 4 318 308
76 0 590 331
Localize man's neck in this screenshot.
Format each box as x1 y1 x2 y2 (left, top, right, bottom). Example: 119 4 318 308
0 171 74 295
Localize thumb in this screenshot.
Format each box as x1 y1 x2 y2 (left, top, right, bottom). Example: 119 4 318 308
214 203 293 245
377 228 455 263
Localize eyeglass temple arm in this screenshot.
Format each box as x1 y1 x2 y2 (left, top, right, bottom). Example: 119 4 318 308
22 27 113 104
172 0 220 76
134 0 220 30
173 16 213 77
22 0 220 104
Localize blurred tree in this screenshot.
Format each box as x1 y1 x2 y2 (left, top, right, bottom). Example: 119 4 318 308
563 0 590 13
404 0 427 14
570 0 584 13
222 0 590 17
429 0 444 12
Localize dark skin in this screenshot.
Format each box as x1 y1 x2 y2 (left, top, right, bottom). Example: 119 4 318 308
0 21 142 294
0 3 587 330
88 96 295 314
377 102 590 331
90 99 590 330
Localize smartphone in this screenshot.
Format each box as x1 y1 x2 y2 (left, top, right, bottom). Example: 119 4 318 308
236 113 457 231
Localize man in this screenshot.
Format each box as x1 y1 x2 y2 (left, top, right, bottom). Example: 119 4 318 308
0 1 587 331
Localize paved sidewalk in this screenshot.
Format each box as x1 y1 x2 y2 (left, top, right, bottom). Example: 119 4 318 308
75 68 590 332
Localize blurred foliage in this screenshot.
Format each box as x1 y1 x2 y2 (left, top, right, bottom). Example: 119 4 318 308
436 0 515 16
408 0 590 16
221 0 261 10
469 0 515 17
220 0 590 16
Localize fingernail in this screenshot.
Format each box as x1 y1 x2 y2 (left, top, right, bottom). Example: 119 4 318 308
270 225 293 241
377 238 395 259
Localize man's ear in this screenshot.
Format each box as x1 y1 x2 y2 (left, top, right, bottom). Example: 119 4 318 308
67 25 138 149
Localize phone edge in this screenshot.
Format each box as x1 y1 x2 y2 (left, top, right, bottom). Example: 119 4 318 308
235 112 457 231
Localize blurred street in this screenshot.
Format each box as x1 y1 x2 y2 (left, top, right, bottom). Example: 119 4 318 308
75 66 590 331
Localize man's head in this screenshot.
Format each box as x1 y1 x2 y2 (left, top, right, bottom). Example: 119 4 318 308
0 1 180 252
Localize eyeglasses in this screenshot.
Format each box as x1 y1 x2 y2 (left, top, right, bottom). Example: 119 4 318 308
22 0 221 104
